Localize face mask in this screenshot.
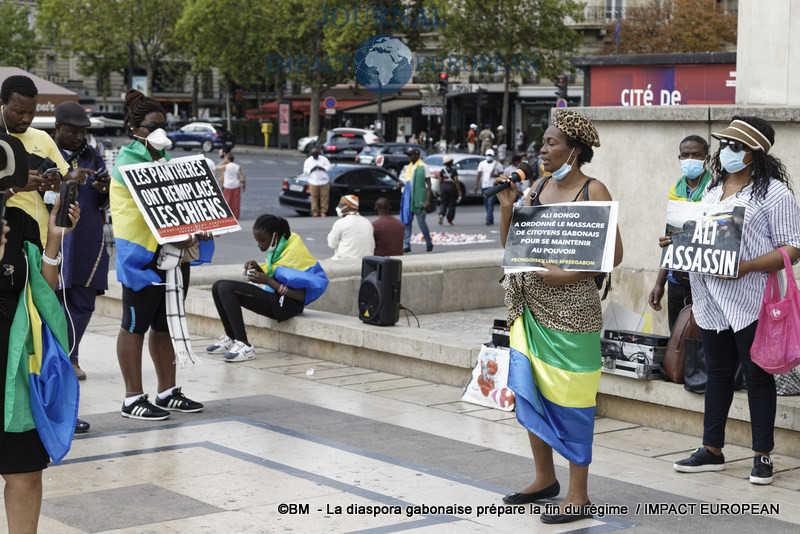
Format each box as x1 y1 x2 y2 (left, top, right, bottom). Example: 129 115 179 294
719 146 749 174
551 148 575 181
135 128 170 151
680 158 705 179
264 234 279 254
335 206 345 218
486 156 493 162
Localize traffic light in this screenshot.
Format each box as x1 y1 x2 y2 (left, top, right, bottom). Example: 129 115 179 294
438 72 448 95
555 75 568 100
477 88 488 106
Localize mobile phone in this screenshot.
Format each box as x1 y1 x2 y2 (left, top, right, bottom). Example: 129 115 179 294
56 181 79 227
37 157 60 177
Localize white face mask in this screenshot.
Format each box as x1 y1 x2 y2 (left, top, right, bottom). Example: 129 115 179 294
551 148 576 181
264 234 279 254
135 128 170 151
335 206 345 218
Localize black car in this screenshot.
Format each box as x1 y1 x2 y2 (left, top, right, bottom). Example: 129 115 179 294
322 132 369 161
356 143 428 175
279 164 402 216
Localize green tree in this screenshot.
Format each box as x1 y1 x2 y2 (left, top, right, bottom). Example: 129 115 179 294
36 0 185 97
602 0 737 54
0 2 39 69
440 0 585 133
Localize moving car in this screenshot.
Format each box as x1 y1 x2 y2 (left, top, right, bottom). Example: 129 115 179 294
278 164 401 216
355 143 428 175
423 153 490 200
297 127 382 155
166 122 235 152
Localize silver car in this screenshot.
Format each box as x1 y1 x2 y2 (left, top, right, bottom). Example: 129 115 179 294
422 153 487 200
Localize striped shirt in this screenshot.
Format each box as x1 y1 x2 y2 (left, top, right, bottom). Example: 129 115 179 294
690 178 800 332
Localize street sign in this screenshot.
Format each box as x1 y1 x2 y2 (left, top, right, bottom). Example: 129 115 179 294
324 97 337 108
556 98 567 108
324 108 336 115
421 106 443 116
422 97 442 106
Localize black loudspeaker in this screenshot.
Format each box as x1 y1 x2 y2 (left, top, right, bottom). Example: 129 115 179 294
358 256 402 326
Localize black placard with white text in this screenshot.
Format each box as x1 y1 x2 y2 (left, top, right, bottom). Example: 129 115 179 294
659 200 745 277
118 154 240 244
502 202 618 273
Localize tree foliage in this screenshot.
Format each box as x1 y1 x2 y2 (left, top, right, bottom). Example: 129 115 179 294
439 0 585 130
0 2 39 69
602 0 737 54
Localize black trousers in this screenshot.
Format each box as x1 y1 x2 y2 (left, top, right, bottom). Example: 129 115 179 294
438 181 458 223
211 280 304 345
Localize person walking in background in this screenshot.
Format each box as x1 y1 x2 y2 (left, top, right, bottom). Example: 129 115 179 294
478 123 494 155
648 135 712 331
496 125 507 162
396 125 406 143
670 116 800 486
217 153 245 219
466 123 477 154
438 155 461 226
208 215 328 362
327 195 375 260
516 128 525 153
474 148 503 225
303 148 331 217
372 197 404 256
400 147 433 253
495 109 623 524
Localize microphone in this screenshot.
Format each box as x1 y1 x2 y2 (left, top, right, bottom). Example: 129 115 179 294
482 162 535 198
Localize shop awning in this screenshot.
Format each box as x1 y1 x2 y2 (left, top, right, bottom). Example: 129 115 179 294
245 98 370 119
342 98 422 114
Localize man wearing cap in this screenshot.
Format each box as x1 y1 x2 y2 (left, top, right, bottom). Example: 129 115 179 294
327 194 375 260
478 123 494 155
475 148 503 225
466 124 477 154
0 75 91 245
400 147 434 252
53 102 111 387
438 155 461 225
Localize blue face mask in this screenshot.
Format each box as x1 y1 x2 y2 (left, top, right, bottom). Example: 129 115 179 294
719 146 749 174
551 149 575 181
680 158 705 179
486 156 494 162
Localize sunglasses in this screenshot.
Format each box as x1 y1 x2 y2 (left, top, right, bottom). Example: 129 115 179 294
139 121 167 132
719 138 746 153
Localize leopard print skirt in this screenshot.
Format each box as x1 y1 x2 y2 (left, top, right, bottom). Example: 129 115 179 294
502 272 603 333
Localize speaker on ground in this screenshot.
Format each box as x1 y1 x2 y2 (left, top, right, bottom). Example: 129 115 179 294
358 256 402 326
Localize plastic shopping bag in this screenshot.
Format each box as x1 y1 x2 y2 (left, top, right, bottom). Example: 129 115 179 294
461 344 515 411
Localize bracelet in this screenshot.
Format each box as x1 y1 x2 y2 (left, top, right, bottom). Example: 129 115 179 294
42 251 62 266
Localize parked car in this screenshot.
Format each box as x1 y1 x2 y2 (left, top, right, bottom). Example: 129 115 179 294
166 122 235 152
423 153 489 201
297 127 382 155
356 143 428 175
279 164 401 216
87 111 126 136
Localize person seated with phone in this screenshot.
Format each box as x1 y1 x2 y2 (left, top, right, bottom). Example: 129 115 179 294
0 75 94 246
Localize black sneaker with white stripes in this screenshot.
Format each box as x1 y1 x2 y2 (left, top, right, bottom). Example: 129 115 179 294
154 387 204 413
121 394 170 420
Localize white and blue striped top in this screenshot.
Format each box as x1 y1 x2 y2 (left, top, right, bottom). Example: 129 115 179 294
690 178 800 333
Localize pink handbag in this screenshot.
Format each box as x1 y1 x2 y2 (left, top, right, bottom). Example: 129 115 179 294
751 248 800 374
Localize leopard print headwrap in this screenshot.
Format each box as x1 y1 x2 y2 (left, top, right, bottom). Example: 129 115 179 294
553 109 600 148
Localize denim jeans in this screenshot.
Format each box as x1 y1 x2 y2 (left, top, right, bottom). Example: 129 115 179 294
403 212 432 248
700 322 776 452
482 187 496 223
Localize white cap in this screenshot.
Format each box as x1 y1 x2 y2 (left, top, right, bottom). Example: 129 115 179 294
486 149 495 156
497 125 504 130
470 123 477 129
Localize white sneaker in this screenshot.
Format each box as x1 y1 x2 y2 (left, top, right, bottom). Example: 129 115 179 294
224 340 255 362
206 335 234 353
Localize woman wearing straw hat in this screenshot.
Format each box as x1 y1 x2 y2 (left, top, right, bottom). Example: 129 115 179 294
669 116 800 485
495 109 623 524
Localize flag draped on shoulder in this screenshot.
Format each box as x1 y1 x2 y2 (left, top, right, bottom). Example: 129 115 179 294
507 307 601 466
259 233 328 305
6 241 79 463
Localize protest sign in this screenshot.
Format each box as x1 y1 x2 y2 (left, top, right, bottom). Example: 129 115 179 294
503 201 618 273
118 154 240 244
659 200 745 277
